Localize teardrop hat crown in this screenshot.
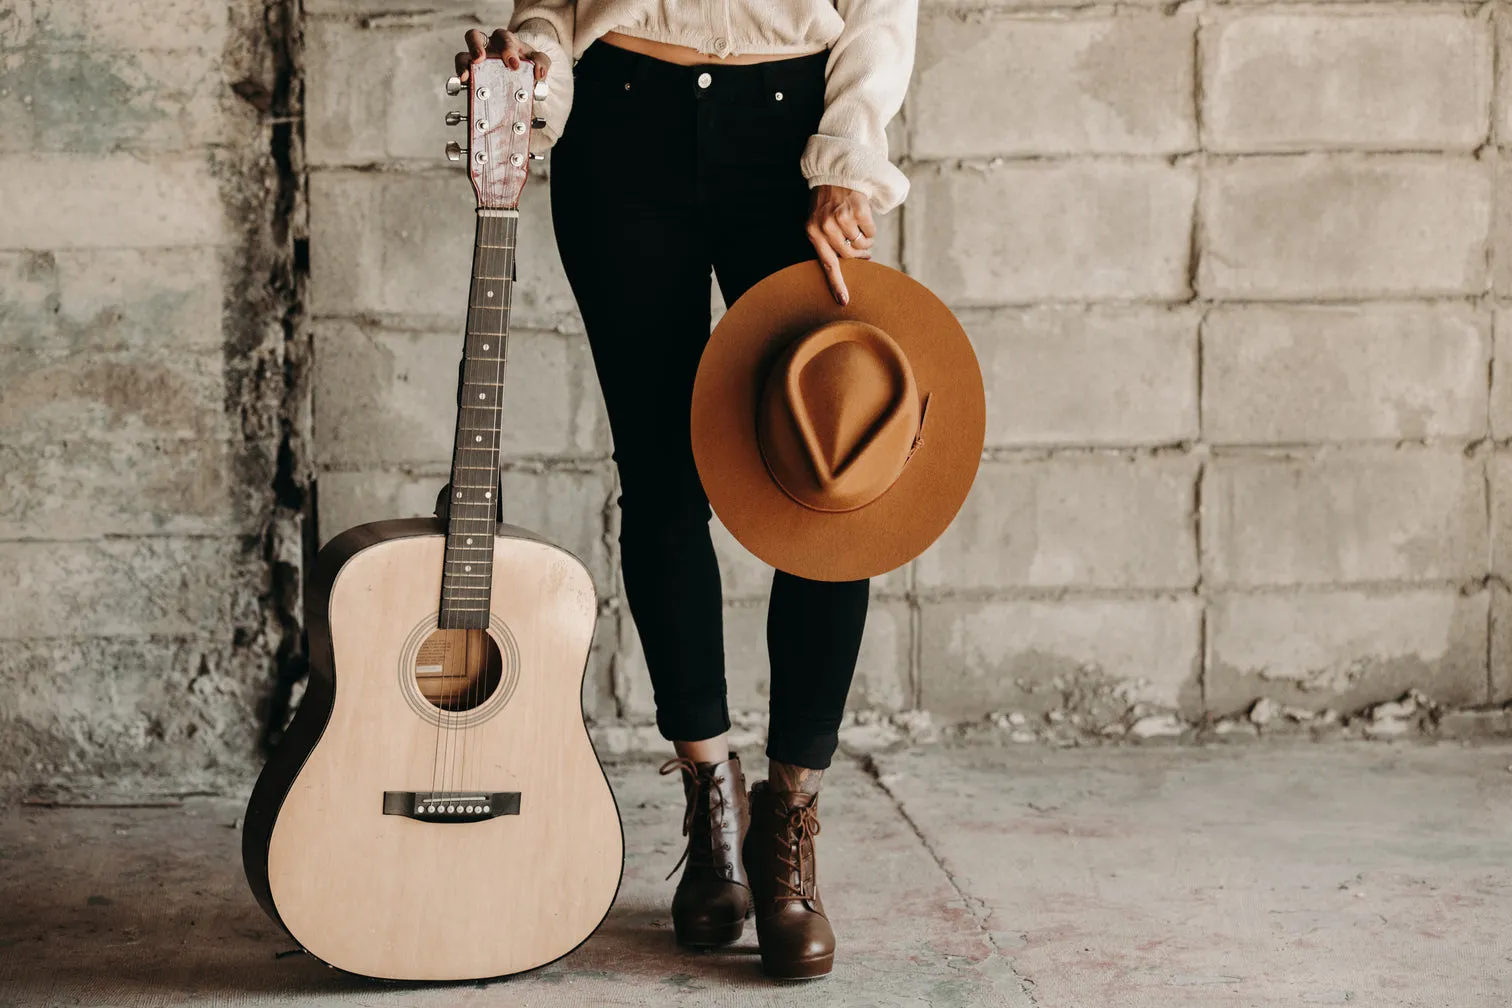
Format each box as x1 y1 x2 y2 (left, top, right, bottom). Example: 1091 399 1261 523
757 319 930 514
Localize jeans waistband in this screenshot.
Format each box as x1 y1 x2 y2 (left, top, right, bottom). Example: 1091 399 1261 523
575 38 830 99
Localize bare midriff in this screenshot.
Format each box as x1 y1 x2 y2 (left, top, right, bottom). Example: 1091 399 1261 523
599 29 826 65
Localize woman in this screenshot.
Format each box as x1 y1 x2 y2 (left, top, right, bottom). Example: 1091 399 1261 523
455 0 916 979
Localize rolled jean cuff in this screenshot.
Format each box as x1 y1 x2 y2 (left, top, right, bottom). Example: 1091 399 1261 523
656 696 731 745
765 727 839 771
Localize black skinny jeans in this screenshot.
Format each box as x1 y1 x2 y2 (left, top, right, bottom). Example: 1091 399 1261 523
549 40 868 770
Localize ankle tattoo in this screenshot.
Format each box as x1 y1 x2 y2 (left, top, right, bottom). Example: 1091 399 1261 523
768 760 823 795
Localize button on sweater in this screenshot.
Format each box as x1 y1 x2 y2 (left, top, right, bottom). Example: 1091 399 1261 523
506 0 917 214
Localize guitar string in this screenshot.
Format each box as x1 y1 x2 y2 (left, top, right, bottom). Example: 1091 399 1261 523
455 212 487 798
470 211 513 796
461 212 493 797
458 211 512 797
454 212 495 798
435 213 490 801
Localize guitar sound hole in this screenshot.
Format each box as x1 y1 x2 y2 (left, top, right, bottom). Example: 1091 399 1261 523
412 629 503 712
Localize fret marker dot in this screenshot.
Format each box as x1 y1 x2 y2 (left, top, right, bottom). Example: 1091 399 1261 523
484 491 492 499
455 491 462 499
486 290 494 298
465 565 472 572
482 344 490 350
475 435 482 442
466 538 473 544
478 392 486 399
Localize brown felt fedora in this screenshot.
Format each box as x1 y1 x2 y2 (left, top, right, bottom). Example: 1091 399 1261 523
691 259 985 582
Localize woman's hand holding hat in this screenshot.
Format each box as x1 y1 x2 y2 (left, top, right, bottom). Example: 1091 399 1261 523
806 184 876 307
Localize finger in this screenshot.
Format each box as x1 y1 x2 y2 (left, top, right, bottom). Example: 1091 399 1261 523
808 224 848 305
834 205 876 251
465 28 489 59
488 28 512 57
454 51 472 82
532 52 552 80
501 37 524 71
821 218 865 260
855 202 878 240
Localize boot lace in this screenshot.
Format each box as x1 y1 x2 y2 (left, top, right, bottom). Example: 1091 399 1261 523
773 801 822 902
658 757 732 880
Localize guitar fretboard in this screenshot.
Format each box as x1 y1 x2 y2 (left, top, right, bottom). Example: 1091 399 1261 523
439 211 517 630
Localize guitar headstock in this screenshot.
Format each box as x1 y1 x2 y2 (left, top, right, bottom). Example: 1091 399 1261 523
444 56 548 210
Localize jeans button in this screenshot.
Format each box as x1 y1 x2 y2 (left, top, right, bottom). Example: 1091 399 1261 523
697 71 712 89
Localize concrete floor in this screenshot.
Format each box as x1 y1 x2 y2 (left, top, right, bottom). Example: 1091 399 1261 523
2 743 1509 1007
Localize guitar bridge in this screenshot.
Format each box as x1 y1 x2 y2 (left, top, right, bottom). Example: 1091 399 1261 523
382 791 521 823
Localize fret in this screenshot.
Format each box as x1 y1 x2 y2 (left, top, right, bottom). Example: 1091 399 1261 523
476 243 516 249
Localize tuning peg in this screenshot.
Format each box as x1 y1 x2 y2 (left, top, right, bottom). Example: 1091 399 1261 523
533 80 550 101
531 117 547 130
445 110 464 126
445 141 466 162
529 152 545 161
445 76 463 96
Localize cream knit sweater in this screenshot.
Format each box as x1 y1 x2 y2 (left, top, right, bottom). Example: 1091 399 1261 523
506 0 917 214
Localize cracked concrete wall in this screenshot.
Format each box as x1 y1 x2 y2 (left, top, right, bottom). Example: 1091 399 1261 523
0 0 306 792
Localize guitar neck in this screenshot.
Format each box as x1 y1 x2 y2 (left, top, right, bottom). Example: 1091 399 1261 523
439 209 518 630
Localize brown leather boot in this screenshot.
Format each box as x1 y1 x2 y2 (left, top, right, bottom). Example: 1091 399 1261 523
743 779 835 979
659 753 752 947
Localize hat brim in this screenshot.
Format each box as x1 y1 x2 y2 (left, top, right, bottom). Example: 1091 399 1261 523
691 259 985 582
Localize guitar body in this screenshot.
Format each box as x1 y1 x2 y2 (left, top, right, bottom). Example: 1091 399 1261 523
243 518 623 980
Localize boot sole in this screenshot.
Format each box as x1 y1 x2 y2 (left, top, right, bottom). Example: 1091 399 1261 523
761 952 834 979
674 917 746 948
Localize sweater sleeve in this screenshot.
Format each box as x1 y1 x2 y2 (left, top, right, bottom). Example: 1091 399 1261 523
799 0 917 215
506 4 576 152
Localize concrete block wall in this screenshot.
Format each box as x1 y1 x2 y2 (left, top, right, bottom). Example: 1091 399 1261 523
908 1 1506 730
0 1 303 790
303 1 1512 747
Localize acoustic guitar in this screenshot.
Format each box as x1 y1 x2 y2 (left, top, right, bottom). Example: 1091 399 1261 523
242 55 623 981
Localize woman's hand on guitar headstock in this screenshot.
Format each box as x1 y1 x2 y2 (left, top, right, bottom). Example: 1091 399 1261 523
454 28 552 85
